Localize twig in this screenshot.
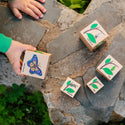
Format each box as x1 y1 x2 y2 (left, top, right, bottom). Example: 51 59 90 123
83 27 105 35
100 61 118 69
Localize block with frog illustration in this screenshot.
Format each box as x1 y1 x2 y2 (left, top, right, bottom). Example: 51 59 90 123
80 20 109 51
87 76 104 94
21 50 51 79
60 77 81 98
96 55 123 80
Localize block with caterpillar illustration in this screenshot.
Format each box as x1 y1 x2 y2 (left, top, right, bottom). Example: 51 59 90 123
87 76 104 94
80 20 109 51
21 50 51 79
96 55 123 80
60 77 81 98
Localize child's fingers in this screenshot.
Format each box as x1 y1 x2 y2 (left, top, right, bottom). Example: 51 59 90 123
31 1 46 13
22 8 39 20
13 60 21 76
23 44 36 51
28 5 43 18
11 8 22 19
38 0 45 3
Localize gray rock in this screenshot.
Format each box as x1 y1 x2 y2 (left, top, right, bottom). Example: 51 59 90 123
114 81 125 118
75 34 125 122
0 54 22 86
0 5 46 47
42 0 62 24
84 0 111 15
48 46 104 79
47 2 122 64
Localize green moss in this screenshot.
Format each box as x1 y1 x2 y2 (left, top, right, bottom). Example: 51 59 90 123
57 0 91 13
0 84 53 125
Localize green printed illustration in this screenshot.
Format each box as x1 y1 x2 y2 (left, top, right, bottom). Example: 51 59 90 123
65 88 75 93
84 23 104 45
89 79 99 89
96 41 105 48
35 51 43 54
87 33 96 43
91 23 98 29
100 58 118 76
63 80 77 94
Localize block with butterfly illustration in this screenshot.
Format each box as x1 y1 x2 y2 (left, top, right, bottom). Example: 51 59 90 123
21 50 51 79
60 77 81 98
87 76 104 94
96 55 123 81
80 20 109 51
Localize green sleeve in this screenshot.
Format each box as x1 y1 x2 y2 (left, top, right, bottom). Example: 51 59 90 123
0 33 12 53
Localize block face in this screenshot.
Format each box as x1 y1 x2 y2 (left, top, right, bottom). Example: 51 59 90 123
97 55 123 80
60 77 81 98
80 20 108 51
21 51 51 79
87 76 104 94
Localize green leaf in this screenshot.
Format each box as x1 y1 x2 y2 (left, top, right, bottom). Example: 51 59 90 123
70 0 81 4
111 66 116 71
105 58 111 64
93 79 97 83
65 88 75 93
69 4 82 9
87 33 96 43
67 81 71 86
91 84 98 89
103 68 113 75
0 85 7 94
91 23 98 29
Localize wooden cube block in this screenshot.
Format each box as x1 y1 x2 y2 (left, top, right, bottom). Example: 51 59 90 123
60 77 81 98
87 76 104 94
80 20 109 51
21 50 51 79
96 55 123 80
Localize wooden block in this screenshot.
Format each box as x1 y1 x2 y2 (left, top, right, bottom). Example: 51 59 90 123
60 77 81 98
21 50 51 79
87 76 104 94
96 55 123 80
80 20 109 51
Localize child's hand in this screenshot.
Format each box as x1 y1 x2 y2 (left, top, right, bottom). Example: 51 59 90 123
5 40 36 76
8 0 46 20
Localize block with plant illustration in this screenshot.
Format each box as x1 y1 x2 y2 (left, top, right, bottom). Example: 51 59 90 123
60 77 81 98
87 77 104 94
80 20 109 51
96 55 123 80
21 50 51 79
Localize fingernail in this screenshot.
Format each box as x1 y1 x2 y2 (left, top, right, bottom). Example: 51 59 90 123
18 16 22 19
34 48 36 50
43 9 46 13
40 15 43 18
36 16 39 19
42 0 45 2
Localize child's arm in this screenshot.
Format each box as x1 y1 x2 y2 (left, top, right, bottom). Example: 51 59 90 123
0 33 36 75
8 0 46 20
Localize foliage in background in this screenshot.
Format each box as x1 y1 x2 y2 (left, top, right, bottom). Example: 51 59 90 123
0 84 53 125
57 0 91 13
100 120 125 125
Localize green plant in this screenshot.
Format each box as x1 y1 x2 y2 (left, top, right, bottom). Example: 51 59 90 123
57 0 91 13
0 84 53 125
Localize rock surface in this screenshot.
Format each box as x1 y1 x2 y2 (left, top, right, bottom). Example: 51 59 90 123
0 5 46 47
75 34 125 122
47 2 122 64
0 0 125 124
